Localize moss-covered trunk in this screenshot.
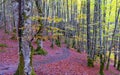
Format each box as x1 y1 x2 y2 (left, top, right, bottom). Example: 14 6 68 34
99 54 105 75
99 62 104 75
87 57 94 67
14 0 36 74
114 54 117 67
117 60 120 71
14 53 25 75
14 45 36 75
30 45 36 75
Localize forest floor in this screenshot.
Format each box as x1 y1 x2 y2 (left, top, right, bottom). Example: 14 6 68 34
0 29 120 75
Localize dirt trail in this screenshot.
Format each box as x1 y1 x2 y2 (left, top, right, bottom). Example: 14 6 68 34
34 48 70 66
0 29 120 75
0 29 71 75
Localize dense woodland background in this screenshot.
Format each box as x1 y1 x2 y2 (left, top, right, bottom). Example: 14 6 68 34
0 0 120 75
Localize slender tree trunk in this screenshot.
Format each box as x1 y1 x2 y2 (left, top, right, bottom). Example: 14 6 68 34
93 0 98 60
98 0 105 75
106 8 120 70
3 0 6 32
12 0 19 34
35 0 44 49
117 37 120 70
87 0 94 67
114 44 118 67
103 0 107 63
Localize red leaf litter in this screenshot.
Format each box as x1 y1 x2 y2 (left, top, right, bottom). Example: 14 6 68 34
0 29 120 75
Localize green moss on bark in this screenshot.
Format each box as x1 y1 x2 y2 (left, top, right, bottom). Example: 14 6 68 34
99 62 104 75
30 45 36 75
14 53 25 75
87 57 94 67
117 60 120 71
55 39 61 47
31 68 36 75
14 45 36 75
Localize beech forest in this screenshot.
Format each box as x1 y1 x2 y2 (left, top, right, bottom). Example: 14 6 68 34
0 0 120 75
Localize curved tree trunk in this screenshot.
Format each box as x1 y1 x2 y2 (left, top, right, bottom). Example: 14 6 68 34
106 8 120 70
14 0 36 75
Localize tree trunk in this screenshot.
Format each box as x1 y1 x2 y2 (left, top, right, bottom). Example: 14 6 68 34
117 37 120 70
14 0 36 75
98 0 105 74
93 0 98 60
106 8 120 70
87 0 94 67
35 0 47 52
3 0 6 32
12 0 19 34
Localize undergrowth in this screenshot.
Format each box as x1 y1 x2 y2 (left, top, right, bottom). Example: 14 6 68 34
0 43 7 47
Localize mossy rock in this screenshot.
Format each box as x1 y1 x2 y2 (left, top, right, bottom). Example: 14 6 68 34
35 47 47 55
0 43 7 47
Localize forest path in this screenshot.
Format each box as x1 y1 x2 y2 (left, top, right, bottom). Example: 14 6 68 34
33 48 70 66
0 29 72 74
0 29 120 75
0 30 18 75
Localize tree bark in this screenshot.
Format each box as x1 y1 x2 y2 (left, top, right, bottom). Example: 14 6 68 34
106 8 120 70
14 0 36 75
87 0 94 67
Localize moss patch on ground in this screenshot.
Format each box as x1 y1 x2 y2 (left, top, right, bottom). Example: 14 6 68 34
0 43 7 47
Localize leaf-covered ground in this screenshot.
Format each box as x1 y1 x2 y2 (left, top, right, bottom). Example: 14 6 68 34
0 30 120 75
